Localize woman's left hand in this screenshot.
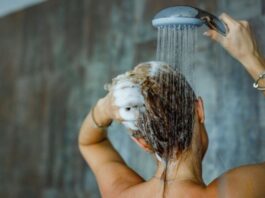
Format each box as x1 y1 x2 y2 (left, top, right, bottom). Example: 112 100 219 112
95 83 146 130
96 92 123 123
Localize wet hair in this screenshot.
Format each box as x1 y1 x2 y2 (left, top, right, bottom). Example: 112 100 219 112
108 61 196 163
127 62 196 160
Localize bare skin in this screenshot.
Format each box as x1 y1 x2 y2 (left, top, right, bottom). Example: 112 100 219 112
204 13 265 95
79 13 265 198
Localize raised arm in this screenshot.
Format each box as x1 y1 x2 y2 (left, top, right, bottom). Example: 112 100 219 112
204 14 265 197
204 13 265 95
78 93 144 197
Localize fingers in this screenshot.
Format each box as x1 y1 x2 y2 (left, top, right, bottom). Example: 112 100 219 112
219 13 237 26
203 29 224 44
220 13 251 28
203 13 233 44
239 20 250 29
111 83 145 124
113 106 124 121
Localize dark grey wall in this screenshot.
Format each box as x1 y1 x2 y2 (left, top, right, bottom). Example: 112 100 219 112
0 0 264 197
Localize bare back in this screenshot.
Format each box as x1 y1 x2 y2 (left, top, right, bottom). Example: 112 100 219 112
120 163 265 198
207 163 265 198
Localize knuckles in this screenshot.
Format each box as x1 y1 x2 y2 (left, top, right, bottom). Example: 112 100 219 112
234 21 249 31
240 20 249 27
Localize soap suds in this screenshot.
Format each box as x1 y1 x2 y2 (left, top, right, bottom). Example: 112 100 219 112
148 61 166 77
122 121 138 131
113 81 144 108
106 61 168 131
111 77 146 130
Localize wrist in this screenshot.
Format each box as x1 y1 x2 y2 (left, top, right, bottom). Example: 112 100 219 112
238 52 265 81
240 50 263 68
93 99 112 126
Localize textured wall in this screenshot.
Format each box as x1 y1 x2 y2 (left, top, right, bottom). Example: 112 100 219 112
0 0 264 197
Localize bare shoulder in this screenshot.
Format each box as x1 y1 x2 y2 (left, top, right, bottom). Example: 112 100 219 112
117 163 265 198
207 162 265 198
121 180 208 198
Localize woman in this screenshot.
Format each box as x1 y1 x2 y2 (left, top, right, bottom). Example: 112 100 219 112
78 13 265 198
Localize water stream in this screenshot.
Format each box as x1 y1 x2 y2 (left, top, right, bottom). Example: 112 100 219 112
156 25 198 86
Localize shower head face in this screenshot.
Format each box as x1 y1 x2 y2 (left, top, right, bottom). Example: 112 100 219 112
152 6 204 27
152 6 228 36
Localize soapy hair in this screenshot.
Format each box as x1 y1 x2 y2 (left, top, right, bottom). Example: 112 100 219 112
108 62 196 162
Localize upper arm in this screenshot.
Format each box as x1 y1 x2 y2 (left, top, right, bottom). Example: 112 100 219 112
207 163 265 198
79 138 144 197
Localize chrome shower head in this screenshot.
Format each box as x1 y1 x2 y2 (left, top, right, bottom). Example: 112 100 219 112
152 6 228 36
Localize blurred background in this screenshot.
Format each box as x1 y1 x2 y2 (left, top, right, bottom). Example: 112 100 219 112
0 0 265 197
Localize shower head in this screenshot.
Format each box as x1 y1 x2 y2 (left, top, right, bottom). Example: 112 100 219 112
152 6 228 36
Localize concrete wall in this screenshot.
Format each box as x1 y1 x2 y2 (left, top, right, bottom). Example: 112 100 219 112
0 0 264 197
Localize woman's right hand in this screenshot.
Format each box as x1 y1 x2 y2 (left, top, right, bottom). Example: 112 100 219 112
204 13 260 64
204 13 265 94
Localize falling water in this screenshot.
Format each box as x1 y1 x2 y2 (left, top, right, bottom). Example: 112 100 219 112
156 24 198 85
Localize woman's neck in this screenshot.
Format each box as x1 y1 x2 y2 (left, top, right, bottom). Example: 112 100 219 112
153 154 205 185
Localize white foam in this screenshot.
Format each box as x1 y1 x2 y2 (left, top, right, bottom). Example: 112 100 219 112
122 121 138 131
112 79 145 130
113 80 136 92
113 84 144 107
148 61 166 76
119 106 140 121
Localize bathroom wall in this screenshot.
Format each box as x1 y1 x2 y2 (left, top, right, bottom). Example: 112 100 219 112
0 0 264 197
